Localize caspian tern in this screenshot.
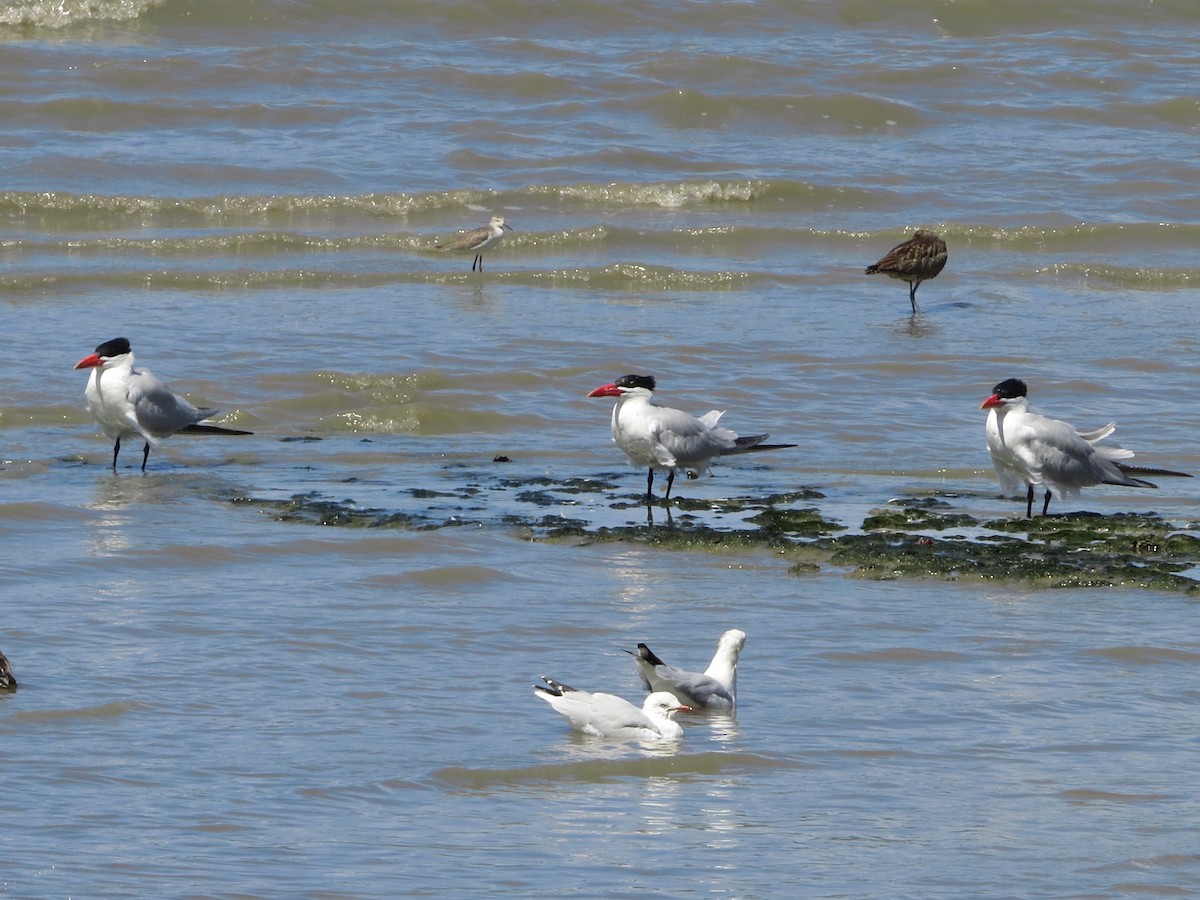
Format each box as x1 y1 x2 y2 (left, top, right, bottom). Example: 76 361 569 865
865 229 948 313
534 676 689 741
74 337 253 472
435 215 513 272
626 628 746 712
0 650 16 692
586 374 797 502
981 377 1191 517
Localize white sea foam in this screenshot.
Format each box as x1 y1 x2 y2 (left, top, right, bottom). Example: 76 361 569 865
0 0 162 28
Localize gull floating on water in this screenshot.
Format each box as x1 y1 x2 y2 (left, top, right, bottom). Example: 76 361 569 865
436 215 513 272
865 229 948 313
533 676 689 741
627 629 746 711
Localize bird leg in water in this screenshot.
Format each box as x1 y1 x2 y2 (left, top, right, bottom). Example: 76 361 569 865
1025 483 1053 517
665 469 676 500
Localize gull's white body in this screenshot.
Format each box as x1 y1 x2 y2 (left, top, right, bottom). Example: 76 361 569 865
630 629 746 712
534 677 687 741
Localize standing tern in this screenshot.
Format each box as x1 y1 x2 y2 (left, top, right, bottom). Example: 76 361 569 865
981 377 1190 517
533 676 690 741
435 215 513 272
74 337 253 472
587 374 797 502
865 229 948 313
626 628 746 712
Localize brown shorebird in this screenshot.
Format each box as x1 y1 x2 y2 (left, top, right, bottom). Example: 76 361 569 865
865 229 948 313
435 215 513 272
0 650 16 691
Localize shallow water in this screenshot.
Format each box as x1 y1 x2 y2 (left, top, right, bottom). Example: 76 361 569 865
4 1 1200 896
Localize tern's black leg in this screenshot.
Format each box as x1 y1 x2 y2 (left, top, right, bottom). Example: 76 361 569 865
141 442 151 472
665 470 676 501
645 468 655 503
111 437 121 471
1025 484 1034 518
909 282 919 313
473 254 482 272
1041 489 1052 517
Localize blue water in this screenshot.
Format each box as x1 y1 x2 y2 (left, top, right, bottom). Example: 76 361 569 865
3 1 1200 896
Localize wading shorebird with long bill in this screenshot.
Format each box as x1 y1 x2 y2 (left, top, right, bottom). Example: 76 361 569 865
74 337 253 472
587 374 796 503
865 229 948 313
981 377 1190 517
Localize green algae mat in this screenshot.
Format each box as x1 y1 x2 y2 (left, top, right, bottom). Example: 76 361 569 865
234 481 1200 594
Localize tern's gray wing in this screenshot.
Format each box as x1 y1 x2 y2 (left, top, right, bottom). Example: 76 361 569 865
648 406 738 467
1075 422 1117 444
1011 413 1129 490
126 368 206 439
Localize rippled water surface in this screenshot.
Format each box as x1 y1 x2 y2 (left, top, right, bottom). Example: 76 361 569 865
3 0 1200 896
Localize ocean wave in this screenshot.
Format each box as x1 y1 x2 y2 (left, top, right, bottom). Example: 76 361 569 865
956 222 1200 252
0 181 799 228
0 265 768 295
89 0 1200 35
1038 263 1199 289
0 0 162 28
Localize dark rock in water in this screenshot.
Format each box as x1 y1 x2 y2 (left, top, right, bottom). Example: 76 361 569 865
0 650 16 692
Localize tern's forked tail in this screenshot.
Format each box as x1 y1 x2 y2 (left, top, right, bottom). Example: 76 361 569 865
1112 461 1193 487
179 423 254 436
723 433 798 456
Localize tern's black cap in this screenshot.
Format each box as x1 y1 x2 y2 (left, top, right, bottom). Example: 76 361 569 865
613 374 656 391
991 378 1027 399
94 337 132 357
